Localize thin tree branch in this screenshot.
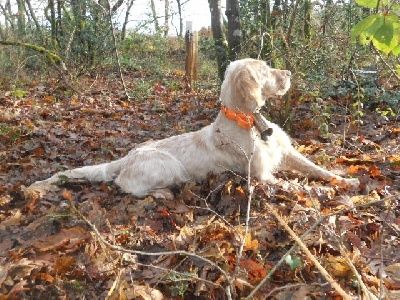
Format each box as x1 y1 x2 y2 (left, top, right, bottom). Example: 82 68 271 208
373 47 400 81
261 200 352 300
68 197 234 299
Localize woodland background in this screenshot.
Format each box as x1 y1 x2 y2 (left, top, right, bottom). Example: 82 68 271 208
0 0 399 299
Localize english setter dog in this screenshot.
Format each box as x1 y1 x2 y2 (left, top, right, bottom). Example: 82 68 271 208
25 58 358 199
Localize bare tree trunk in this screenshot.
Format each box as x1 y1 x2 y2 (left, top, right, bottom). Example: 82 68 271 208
263 0 271 29
260 0 272 61
322 0 332 36
208 0 228 81
48 0 57 43
175 0 183 37
121 0 135 40
0 2 15 31
282 0 288 24
16 0 26 36
104 0 130 100
303 0 311 41
286 0 301 45
112 0 124 13
150 0 160 33
226 0 241 61
25 0 42 35
56 0 63 38
164 0 169 37
271 0 281 29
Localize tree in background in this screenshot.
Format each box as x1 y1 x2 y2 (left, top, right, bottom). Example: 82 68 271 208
208 0 229 80
226 0 241 60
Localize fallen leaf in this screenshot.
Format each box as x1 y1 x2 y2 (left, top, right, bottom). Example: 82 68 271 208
244 233 259 251
296 143 320 155
347 165 368 175
125 284 164 300
33 227 90 252
350 190 380 206
54 256 76 275
385 263 400 282
336 155 373 165
35 272 55 283
62 189 74 202
240 259 266 283
324 255 351 278
368 165 381 177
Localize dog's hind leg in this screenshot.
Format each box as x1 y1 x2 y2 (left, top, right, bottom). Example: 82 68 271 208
115 148 190 198
23 158 125 198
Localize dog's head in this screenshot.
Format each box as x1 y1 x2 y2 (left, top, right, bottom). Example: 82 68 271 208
220 58 291 113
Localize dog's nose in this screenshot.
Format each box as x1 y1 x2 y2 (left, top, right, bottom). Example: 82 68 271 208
285 70 291 77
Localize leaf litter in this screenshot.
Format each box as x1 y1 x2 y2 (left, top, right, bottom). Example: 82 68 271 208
0 72 399 299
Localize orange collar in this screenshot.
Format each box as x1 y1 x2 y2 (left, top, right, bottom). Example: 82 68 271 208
221 105 254 129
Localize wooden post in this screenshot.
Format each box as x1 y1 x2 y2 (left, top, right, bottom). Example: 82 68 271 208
185 21 198 91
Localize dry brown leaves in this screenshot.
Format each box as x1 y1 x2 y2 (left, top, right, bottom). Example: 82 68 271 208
0 74 399 299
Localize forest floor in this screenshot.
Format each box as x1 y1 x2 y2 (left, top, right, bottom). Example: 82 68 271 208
0 70 399 299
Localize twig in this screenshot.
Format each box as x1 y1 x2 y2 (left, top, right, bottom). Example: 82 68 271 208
246 191 399 298
187 182 234 228
135 262 222 288
106 267 124 300
68 199 233 299
91 0 131 100
188 204 233 228
373 47 400 81
264 282 329 299
257 200 352 299
246 209 326 298
325 193 399 218
335 237 378 300
233 133 256 279
106 0 131 100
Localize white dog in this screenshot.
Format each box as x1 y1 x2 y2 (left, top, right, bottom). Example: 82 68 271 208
25 58 358 199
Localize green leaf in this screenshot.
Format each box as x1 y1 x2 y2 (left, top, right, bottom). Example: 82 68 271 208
393 45 400 56
355 0 379 9
372 17 399 54
285 255 302 270
351 14 383 43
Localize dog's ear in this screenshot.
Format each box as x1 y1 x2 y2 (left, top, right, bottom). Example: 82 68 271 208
232 67 263 112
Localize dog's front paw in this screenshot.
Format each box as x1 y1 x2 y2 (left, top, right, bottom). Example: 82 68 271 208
151 188 174 201
344 178 360 188
337 177 360 189
330 175 360 190
22 180 58 200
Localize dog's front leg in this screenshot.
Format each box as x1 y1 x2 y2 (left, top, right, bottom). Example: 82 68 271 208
251 149 279 184
282 148 359 187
